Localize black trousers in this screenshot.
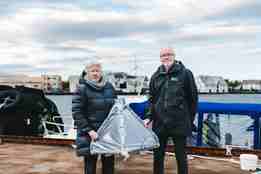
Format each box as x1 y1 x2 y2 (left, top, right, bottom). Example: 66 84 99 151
84 154 114 174
153 134 188 174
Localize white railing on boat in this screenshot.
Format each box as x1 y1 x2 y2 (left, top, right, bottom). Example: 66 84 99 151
42 115 76 140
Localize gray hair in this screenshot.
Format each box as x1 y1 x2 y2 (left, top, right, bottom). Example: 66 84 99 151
85 59 103 71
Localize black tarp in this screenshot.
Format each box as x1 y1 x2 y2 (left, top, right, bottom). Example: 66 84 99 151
0 85 63 136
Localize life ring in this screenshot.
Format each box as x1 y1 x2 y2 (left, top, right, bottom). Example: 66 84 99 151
0 90 21 110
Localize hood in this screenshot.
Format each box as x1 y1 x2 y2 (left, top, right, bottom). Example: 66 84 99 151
157 60 185 75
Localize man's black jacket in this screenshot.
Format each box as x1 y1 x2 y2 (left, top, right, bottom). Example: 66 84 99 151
145 61 198 136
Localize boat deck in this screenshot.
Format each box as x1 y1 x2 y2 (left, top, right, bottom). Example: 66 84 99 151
0 143 252 174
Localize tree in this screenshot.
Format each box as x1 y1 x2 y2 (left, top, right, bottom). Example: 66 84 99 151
225 79 242 92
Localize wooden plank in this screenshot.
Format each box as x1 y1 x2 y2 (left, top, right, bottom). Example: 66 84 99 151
0 135 74 146
1 135 261 158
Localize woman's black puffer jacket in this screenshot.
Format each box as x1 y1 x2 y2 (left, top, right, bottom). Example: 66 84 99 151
72 76 116 156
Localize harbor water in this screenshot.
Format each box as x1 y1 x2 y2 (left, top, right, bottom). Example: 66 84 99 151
47 94 261 148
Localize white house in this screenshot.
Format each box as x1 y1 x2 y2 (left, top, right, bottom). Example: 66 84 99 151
68 72 149 94
106 72 148 93
68 75 80 93
242 80 261 91
196 75 228 93
42 75 62 93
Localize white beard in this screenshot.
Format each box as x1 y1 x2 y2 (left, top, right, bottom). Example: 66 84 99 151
163 61 174 71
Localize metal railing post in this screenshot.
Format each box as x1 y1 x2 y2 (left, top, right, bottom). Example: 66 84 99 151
253 114 260 149
197 112 204 146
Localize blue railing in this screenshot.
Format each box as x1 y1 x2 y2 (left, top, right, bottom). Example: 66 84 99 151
197 102 261 149
130 101 261 149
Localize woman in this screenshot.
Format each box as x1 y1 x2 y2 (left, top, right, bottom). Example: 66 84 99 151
72 60 117 174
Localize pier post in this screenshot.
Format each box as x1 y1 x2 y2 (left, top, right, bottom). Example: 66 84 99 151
197 112 204 146
253 114 261 149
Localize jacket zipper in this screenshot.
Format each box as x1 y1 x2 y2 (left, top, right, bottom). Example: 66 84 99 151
164 75 169 111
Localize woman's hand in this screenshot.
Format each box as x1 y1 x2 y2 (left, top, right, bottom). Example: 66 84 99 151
88 130 98 141
143 119 151 128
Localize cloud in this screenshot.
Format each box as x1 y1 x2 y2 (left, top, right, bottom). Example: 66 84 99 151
0 63 47 76
30 9 173 43
0 0 260 80
170 23 261 43
111 0 254 23
207 1 261 20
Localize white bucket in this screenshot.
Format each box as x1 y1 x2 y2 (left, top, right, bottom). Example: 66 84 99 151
240 154 258 171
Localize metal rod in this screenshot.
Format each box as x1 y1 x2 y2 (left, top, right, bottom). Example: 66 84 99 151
197 112 204 146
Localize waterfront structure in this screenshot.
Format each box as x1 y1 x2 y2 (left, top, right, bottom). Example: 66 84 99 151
106 72 149 93
42 75 63 93
196 75 228 93
68 72 149 93
195 76 206 93
68 75 80 93
0 74 63 92
0 75 28 87
25 76 43 89
0 143 248 174
0 75 43 90
242 80 261 91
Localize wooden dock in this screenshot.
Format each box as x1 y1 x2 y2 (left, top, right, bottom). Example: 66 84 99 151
0 142 252 174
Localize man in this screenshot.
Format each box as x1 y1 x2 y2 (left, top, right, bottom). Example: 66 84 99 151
144 48 198 174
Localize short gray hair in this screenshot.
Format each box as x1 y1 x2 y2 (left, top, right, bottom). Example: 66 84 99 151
85 59 103 71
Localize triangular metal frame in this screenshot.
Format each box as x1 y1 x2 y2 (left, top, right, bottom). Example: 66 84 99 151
90 99 159 155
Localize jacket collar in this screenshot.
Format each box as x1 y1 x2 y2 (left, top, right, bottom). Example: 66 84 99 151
157 60 184 76
78 71 108 91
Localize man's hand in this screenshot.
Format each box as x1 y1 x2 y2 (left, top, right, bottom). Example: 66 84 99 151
143 119 151 128
88 130 98 141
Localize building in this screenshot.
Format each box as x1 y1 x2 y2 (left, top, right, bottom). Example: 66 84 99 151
42 75 63 93
0 75 43 90
126 75 149 93
0 74 62 92
195 76 206 93
106 72 149 93
68 72 149 94
68 75 80 93
23 76 43 89
242 80 261 91
0 75 27 87
196 75 228 93
106 72 128 91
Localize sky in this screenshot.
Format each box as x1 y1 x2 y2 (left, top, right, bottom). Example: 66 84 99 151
0 0 260 81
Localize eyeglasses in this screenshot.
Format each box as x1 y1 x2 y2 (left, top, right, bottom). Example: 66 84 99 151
160 53 174 57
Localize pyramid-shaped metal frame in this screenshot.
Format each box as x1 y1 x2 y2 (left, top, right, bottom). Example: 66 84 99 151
90 99 159 155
